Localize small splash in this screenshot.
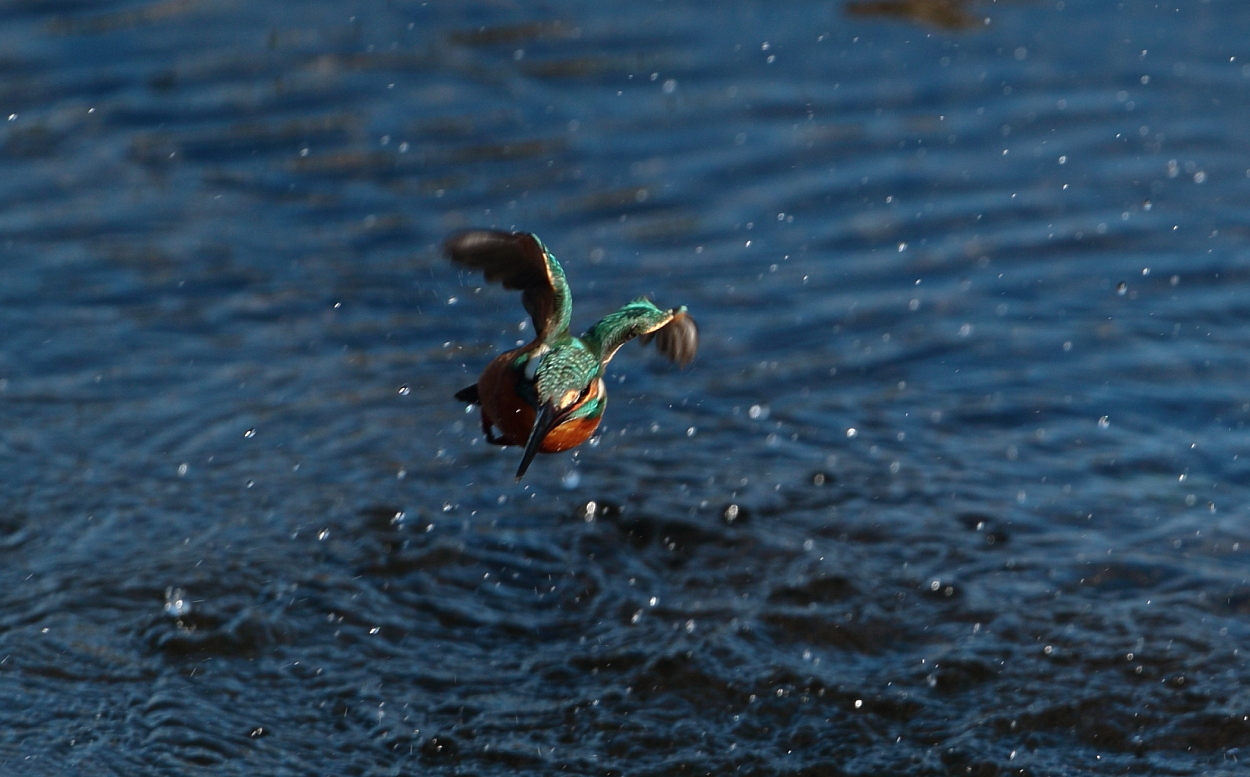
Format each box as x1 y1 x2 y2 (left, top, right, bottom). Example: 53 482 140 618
573 500 620 522
811 471 834 487
721 504 749 525
164 587 191 618
1098 416 1110 429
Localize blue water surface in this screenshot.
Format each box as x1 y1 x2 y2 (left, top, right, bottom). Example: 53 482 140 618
2 1 1250 774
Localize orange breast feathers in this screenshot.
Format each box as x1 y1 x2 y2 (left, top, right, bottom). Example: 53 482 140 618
476 353 605 452
476 349 534 447
540 408 603 452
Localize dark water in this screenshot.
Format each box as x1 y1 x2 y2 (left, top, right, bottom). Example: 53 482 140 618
3 0 1250 774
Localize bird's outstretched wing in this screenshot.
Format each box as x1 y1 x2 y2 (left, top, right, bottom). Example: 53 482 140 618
641 308 698 367
587 298 698 367
444 230 572 340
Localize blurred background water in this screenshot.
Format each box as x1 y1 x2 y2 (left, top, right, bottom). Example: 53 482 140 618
2 0 1250 774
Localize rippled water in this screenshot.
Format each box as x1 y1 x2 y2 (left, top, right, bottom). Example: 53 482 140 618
3 1 1250 774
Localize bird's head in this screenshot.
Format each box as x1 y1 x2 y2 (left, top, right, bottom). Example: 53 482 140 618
516 342 605 480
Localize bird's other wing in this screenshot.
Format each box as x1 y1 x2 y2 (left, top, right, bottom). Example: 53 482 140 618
444 230 572 340
587 298 698 367
641 307 698 367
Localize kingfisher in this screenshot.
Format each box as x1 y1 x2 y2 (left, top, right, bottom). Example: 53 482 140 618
446 230 698 481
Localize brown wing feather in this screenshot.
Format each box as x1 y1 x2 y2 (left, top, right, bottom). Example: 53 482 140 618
641 310 698 367
444 230 563 338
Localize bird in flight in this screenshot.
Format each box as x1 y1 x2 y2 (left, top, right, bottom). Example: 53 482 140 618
446 230 698 481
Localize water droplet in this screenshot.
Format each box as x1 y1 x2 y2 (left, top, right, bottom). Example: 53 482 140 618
748 404 769 420
398 384 410 396
318 529 330 541
1098 416 1110 429
164 587 191 618
244 428 256 438
686 426 697 437
1115 282 1127 296
562 470 581 490
574 500 619 522
846 427 858 438
177 463 188 477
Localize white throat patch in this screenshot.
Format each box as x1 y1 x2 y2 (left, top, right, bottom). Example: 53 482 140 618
523 345 549 380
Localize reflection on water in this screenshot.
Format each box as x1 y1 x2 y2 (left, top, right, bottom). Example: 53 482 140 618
845 0 982 31
2 0 1250 775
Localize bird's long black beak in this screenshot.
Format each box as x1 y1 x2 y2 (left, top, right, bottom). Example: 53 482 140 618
516 400 561 482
